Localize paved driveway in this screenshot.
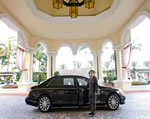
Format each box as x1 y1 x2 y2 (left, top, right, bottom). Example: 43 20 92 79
0 92 150 119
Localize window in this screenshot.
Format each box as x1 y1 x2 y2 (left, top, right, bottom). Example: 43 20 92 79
55 77 63 87
63 78 74 86
48 79 55 87
77 77 87 86
48 77 63 87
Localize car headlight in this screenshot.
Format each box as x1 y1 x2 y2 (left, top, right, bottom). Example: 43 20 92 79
26 88 31 97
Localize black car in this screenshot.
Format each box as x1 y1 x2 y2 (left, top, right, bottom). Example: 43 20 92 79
25 75 126 112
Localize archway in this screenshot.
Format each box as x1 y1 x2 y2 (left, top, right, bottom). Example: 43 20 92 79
129 15 150 85
101 41 117 84
32 43 47 83
56 44 94 77
0 19 26 83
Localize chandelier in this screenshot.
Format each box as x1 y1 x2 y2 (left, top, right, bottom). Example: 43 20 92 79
53 0 95 18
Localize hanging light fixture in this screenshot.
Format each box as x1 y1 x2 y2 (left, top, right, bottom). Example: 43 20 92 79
85 0 95 9
53 0 95 18
53 0 63 9
69 0 78 18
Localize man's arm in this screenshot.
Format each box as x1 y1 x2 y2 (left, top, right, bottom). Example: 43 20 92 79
95 77 98 93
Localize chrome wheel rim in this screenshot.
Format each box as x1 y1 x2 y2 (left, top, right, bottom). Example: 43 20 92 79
108 94 119 110
39 96 50 111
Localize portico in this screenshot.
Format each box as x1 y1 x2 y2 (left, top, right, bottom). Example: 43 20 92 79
0 0 150 91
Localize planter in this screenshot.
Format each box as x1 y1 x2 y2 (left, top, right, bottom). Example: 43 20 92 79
104 83 114 87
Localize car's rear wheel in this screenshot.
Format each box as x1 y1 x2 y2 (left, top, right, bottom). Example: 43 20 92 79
107 93 120 110
38 95 51 112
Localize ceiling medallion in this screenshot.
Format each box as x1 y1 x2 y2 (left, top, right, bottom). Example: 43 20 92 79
53 0 95 18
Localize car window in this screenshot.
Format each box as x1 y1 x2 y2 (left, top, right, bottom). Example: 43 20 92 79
63 78 74 86
48 77 63 87
77 77 88 86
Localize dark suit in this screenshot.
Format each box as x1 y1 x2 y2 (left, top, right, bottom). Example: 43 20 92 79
85 76 98 113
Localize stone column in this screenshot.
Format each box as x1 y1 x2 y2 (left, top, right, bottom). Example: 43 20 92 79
120 48 128 80
113 46 132 91
20 51 28 83
115 48 122 80
98 52 103 81
93 51 98 78
52 55 56 76
27 49 34 83
47 53 52 79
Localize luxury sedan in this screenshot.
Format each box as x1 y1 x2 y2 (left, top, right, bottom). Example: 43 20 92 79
25 75 126 112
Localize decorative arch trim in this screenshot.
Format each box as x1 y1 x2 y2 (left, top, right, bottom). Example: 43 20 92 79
121 10 150 46
0 13 29 49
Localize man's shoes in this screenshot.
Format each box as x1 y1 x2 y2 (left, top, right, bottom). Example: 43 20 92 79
91 112 96 117
88 112 95 117
88 112 93 115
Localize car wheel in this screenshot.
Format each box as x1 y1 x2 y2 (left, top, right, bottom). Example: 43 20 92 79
107 93 120 110
38 95 51 112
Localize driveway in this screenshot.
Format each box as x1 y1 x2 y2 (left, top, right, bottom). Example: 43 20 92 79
0 92 150 119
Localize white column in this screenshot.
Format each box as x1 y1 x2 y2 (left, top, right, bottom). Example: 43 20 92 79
98 52 103 80
93 51 98 78
115 48 122 80
120 48 128 80
52 55 56 76
113 46 132 91
28 50 33 83
47 53 52 78
20 52 28 83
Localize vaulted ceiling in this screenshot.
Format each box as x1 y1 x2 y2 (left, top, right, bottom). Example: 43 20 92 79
0 0 147 40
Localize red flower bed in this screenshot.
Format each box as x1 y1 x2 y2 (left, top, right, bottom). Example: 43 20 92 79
2 85 18 89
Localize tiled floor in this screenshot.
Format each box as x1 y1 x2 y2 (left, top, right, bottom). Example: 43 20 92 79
0 92 150 119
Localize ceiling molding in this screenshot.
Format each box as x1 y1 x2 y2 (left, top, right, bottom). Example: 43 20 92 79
25 0 120 23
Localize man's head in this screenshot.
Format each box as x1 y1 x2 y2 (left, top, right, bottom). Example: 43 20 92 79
89 70 95 78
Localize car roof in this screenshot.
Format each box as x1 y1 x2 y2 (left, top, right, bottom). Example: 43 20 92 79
55 75 88 78
52 75 88 79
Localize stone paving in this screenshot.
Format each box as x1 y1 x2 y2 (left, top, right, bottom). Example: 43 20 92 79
0 92 150 119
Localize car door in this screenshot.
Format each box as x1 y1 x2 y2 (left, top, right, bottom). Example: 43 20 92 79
76 76 89 105
62 76 78 105
47 77 64 105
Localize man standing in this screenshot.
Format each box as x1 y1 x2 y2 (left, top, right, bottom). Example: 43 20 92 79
85 70 98 117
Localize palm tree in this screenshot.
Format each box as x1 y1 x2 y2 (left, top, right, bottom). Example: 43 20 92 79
103 61 110 70
60 64 67 70
88 60 93 67
0 40 15 71
143 61 150 69
73 61 82 69
131 42 142 51
130 61 138 79
33 44 46 72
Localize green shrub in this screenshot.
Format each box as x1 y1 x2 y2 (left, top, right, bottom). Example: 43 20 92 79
54 71 60 77
132 81 148 86
16 72 22 82
33 72 47 82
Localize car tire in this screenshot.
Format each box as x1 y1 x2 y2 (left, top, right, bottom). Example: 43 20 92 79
107 93 120 110
38 95 51 112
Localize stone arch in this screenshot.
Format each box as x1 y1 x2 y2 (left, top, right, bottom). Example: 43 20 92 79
56 43 74 55
34 40 48 53
121 11 150 46
0 13 29 49
77 42 93 53
101 39 114 52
